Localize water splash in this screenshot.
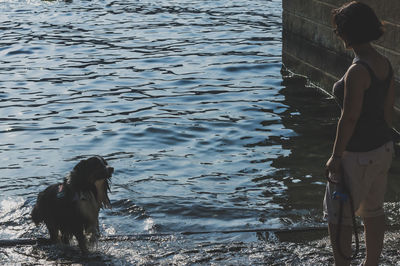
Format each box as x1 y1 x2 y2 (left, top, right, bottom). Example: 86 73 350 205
0 197 31 238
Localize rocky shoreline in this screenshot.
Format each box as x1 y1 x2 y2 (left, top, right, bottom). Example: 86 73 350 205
1 228 399 265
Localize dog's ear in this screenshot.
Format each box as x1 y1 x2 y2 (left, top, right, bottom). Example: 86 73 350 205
69 159 93 188
72 159 91 177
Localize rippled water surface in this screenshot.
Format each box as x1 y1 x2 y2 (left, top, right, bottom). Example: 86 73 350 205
1 0 400 264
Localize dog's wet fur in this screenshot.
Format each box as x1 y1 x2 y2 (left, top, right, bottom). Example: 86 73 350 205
31 156 113 253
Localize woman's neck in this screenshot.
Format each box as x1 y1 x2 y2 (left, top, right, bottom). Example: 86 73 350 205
352 43 377 59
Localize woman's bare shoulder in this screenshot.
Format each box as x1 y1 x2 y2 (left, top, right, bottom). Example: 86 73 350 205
345 63 370 90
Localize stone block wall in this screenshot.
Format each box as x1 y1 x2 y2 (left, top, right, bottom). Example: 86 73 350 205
283 0 400 109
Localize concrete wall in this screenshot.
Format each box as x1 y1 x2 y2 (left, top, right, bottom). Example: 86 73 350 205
282 0 400 109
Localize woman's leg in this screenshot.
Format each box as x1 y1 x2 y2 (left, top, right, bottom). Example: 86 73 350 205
363 214 385 266
328 223 352 266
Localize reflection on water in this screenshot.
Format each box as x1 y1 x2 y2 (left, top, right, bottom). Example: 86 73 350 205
1 0 400 264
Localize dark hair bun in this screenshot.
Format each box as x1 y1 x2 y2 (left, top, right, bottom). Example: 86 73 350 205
332 1 383 45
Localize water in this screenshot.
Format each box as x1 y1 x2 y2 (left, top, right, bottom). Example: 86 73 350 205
1 0 400 264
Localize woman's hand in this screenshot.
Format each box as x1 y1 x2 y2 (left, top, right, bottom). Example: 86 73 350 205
325 155 343 183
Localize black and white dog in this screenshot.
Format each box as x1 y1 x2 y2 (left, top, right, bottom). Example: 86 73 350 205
31 156 113 253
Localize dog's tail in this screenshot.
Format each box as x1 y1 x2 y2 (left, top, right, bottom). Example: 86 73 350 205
31 204 43 225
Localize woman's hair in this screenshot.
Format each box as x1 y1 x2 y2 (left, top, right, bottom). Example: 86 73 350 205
332 1 383 46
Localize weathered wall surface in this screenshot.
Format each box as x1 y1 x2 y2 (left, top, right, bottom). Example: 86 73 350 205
282 0 400 109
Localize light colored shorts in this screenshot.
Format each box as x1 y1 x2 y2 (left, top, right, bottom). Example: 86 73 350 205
323 141 394 226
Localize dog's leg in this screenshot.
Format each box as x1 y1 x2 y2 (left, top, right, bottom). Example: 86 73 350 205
75 231 88 254
46 223 59 243
61 232 70 244
88 219 100 244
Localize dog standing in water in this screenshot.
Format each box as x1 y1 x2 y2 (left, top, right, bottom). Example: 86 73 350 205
31 156 113 253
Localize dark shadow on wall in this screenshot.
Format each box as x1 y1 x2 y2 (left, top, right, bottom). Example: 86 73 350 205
282 29 352 95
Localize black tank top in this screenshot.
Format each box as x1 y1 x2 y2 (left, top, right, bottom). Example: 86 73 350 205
332 58 393 152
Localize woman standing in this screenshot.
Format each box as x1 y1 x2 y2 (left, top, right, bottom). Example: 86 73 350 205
323 2 395 266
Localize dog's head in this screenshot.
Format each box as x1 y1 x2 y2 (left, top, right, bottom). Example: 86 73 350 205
67 156 113 208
